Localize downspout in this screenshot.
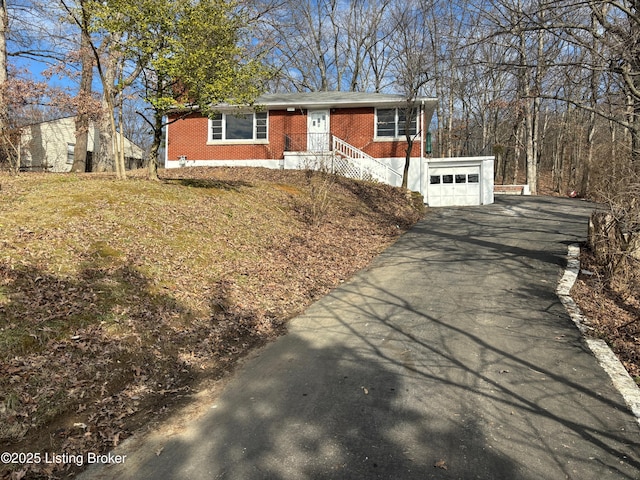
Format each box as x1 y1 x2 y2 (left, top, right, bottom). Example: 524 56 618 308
420 100 425 198
164 116 169 167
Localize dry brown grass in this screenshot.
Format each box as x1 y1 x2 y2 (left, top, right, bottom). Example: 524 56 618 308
0 167 424 479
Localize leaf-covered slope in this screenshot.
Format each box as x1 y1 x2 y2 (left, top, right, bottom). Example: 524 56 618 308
0 167 423 479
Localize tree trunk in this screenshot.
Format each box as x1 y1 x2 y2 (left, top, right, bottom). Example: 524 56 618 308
94 49 126 178
117 93 126 176
522 6 538 195
581 111 596 195
0 0 8 168
632 96 640 173
446 89 454 157
401 153 410 189
610 120 617 178
494 148 502 182
512 114 522 184
72 6 93 173
525 101 537 194
96 96 114 173
0 0 7 121
147 112 164 181
502 146 509 183
113 102 123 178
552 111 566 193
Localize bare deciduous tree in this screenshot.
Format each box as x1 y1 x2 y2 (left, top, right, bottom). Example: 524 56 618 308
0 0 8 137
70 0 95 173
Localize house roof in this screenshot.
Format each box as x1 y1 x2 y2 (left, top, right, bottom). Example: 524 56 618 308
254 92 437 110
170 92 438 119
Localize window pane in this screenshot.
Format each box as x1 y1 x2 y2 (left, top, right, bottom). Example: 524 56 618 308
67 143 75 164
430 175 441 185
256 112 267 139
377 108 396 137
442 174 453 184
455 174 466 183
210 114 223 140
225 113 253 139
468 174 479 183
398 109 418 137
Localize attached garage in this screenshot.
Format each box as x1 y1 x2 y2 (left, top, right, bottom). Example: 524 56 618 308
423 156 494 207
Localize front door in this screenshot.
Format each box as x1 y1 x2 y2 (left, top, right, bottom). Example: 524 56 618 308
308 110 330 152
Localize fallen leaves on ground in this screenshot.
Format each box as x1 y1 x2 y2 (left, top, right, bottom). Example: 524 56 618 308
571 248 640 381
0 167 424 479
434 459 448 470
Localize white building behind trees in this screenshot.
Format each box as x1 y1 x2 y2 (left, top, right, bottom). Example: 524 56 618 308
20 117 144 172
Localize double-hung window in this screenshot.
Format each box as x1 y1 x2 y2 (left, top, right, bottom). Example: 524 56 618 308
209 111 268 142
66 143 75 164
375 108 418 139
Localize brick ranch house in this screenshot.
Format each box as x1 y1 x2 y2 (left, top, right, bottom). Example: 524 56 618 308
165 92 438 192
166 91 494 206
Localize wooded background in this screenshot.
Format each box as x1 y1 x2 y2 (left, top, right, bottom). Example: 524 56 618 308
2 0 640 196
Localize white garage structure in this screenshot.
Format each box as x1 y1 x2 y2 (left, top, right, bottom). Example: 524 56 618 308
422 156 494 207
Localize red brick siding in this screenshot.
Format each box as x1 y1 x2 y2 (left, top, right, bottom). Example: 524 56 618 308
270 110 308 153
167 108 420 163
167 112 275 162
330 107 420 158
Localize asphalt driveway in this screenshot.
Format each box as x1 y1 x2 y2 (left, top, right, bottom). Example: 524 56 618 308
80 196 640 480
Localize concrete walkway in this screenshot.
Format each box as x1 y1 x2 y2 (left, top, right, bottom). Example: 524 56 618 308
79 196 640 480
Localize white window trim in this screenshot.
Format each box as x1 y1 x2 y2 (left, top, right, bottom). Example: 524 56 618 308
207 111 268 144
374 107 419 140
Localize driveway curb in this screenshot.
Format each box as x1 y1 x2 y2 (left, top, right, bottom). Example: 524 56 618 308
558 244 640 427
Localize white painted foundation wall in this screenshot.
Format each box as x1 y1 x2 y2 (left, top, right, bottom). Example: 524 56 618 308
166 155 495 207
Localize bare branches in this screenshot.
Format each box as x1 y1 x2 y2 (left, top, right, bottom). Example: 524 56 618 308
256 0 398 93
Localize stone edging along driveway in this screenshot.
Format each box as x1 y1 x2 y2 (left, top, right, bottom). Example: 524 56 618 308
559 244 640 427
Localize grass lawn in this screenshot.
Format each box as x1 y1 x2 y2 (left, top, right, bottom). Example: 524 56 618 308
0 167 424 479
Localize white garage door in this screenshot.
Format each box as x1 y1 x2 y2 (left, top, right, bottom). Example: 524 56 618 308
427 166 481 206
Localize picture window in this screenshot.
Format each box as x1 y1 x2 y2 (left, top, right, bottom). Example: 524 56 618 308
209 112 268 141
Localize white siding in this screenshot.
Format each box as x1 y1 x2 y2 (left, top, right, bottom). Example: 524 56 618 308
20 117 143 172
